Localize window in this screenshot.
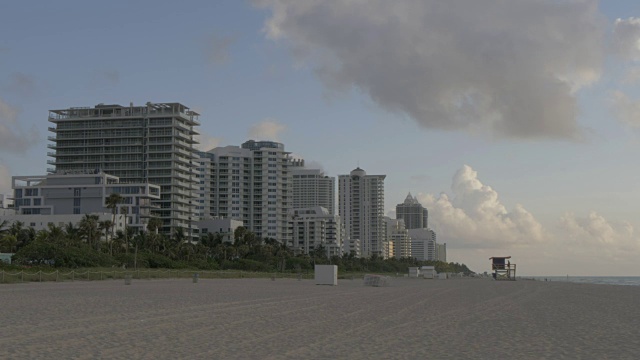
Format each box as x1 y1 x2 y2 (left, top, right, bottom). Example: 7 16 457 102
74 188 81 197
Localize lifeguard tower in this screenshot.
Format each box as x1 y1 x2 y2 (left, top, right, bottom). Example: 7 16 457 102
490 256 516 281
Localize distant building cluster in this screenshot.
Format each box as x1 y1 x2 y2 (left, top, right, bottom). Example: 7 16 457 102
1 102 445 261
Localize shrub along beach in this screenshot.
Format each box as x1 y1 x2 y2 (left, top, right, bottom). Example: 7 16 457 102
0 220 470 282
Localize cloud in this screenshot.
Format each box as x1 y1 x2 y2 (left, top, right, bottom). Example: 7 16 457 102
257 0 605 139
0 98 39 153
205 33 236 65
195 133 224 151
6 72 37 97
416 165 547 249
248 118 287 141
612 17 640 62
415 165 640 274
609 90 640 127
558 212 640 261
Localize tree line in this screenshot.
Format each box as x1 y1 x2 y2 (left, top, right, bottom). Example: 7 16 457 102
0 194 472 274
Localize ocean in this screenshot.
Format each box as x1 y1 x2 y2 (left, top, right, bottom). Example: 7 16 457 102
527 276 640 286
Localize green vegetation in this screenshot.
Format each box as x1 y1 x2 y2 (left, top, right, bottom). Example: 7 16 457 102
1 220 472 275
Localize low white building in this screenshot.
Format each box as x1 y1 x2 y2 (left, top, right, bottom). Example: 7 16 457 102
290 207 344 258
196 218 243 243
10 172 160 232
0 194 12 209
0 213 125 234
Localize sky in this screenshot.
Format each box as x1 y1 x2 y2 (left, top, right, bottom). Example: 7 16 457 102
2 0 640 276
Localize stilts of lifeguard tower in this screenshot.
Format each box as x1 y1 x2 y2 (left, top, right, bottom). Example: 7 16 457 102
490 256 516 281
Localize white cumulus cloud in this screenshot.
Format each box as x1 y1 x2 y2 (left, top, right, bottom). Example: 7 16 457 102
415 165 640 274
248 119 287 141
558 211 640 262
416 165 547 249
257 0 606 139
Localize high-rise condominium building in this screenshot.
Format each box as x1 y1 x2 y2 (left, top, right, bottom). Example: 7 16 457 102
436 242 447 262
396 193 428 229
47 102 200 237
196 140 292 243
408 228 437 261
338 167 386 258
384 217 410 259
291 159 335 215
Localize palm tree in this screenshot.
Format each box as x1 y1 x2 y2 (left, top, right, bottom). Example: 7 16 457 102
64 222 82 246
105 192 123 241
0 234 18 253
99 220 114 255
147 217 163 234
0 220 9 235
46 222 66 242
79 214 100 250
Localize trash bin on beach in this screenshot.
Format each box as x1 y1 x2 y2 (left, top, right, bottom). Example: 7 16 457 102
193 273 199 283
124 275 132 285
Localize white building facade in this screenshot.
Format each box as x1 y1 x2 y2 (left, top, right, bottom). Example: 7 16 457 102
384 217 411 259
196 218 244 243
47 102 200 238
290 206 344 258
291 160 335 215
196 140 292 243
10 172 160 232
408 228 437 261
338 167 386 258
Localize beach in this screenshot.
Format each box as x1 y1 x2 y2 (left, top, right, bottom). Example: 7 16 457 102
1 277 639 359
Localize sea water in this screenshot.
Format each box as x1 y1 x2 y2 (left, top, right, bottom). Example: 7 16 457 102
529 276 640 286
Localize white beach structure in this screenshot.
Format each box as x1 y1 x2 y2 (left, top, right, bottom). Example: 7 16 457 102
421 266 436 279
314 265 338 286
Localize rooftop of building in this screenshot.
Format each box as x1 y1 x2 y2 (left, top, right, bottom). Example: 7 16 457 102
241 140 285 151
48 102 200 125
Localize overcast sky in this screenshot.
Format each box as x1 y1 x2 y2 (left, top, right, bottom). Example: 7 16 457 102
2 1 640 275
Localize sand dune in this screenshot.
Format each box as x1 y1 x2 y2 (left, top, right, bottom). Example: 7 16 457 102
1 277 639 359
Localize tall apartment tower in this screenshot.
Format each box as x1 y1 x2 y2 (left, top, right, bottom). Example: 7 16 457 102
338 167 386 258
396 193 428 229
196 140 292 243
291 159 335 215
384 217 411 259
47 102 200 237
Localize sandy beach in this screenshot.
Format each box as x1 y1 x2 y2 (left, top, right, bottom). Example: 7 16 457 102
1 277 639 359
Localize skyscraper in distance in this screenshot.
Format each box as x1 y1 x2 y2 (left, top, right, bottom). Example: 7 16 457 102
339 167 385 258
396 192 428 229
